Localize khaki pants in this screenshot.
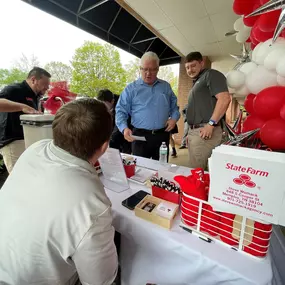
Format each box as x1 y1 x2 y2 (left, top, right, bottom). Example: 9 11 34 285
188 126 222 170
0 140 25 173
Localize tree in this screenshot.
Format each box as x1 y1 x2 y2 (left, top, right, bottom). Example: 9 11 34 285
13 53 40 73
124 59 178 95
0 68 26 89
125 58 140 84
70 42 127 97
158 65 178 95
45 61 72 82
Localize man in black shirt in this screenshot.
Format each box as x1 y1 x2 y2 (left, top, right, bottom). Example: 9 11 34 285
0 67 51 173
185 52 231 169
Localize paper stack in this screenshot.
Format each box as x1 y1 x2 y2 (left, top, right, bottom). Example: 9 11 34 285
208 145 285 226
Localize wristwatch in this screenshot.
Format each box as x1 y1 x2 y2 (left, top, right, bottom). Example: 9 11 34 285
208 119 216 126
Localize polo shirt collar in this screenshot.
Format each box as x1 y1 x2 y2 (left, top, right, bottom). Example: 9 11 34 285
22 80 38 97
138 77 161 86
48 140 98 175
193 69 208 84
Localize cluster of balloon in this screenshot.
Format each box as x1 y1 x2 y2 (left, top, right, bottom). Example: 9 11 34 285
243 86 285 150
227 1 285 151
233 0 285 48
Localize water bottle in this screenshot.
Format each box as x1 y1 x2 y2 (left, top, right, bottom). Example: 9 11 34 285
159 142 168 163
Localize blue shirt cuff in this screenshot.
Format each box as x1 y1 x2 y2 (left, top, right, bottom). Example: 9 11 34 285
118 123 128 133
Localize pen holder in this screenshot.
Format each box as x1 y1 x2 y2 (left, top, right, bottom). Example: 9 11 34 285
152 185 180 204
124 164 136 178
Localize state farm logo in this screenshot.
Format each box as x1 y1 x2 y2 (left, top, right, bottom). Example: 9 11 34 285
233 174 256 188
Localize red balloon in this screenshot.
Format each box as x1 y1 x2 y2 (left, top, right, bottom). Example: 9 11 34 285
243 15 260 27
233 0 258 16
252 23 274 42
244 94 256 114
260 118 285 150
254 86 285 120
258 10 281 32
242 115 266 138
280 104 285 120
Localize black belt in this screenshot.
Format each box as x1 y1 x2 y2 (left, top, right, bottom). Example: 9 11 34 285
134 127 166 135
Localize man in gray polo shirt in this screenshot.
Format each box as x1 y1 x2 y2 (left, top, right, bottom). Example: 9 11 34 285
185 52 231 169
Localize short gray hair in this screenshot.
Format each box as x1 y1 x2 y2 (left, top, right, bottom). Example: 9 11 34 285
140 52 160 66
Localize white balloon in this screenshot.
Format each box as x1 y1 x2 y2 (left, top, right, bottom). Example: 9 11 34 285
234 17 244 32
252 42 263 63
227 70 246 89
264 48 285 71
276 55 285 76
239 62 257 75
277 75 285 86
236 29 251 43
246 65 278 94
235 84 250 98
255 38 285 65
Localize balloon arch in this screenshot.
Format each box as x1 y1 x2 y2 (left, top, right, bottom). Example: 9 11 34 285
226 0 285 151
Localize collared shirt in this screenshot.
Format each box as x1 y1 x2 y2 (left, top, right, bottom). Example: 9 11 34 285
115 78 180 132
186 69 228 125
0 140 117 285
0 81 39 147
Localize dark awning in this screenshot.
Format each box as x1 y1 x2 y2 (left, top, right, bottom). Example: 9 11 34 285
21 0 181 66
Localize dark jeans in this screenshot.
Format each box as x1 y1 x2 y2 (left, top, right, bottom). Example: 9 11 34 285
132 128 170 161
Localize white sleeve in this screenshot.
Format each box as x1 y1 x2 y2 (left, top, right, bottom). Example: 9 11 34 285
72 207 118 285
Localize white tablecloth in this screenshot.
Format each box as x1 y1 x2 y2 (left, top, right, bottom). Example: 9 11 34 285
104 157 273 285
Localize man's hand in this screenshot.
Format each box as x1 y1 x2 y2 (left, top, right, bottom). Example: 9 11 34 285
21 104 41 114
165 118 176 132
123 128 134 142
199 124 214 139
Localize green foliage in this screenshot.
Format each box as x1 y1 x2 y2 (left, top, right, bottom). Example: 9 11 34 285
70 42 127 97
0 68 26 88
158 65 178 95
125 58 140 84
45 61 72 82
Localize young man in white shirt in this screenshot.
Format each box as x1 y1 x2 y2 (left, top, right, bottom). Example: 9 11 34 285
0 99 118 284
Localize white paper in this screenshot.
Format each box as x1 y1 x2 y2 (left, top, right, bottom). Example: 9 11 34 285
129 167 156 184
130 135 146 141
99 148 129 192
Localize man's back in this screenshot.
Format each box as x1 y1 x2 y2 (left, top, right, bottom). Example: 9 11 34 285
0 140 117 285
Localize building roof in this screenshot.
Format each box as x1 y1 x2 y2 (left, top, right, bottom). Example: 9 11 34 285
22 0 181 66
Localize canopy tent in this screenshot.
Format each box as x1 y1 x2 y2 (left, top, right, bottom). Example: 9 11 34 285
22 0 181 66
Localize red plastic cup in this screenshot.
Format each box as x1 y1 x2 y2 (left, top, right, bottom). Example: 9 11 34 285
124 164 135 178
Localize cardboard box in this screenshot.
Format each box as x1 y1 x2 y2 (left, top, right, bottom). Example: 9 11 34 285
135 195 178 229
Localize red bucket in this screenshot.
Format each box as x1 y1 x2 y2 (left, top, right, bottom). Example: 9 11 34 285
124 164 135 178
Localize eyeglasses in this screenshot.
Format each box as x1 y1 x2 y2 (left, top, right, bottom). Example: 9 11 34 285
140 67 159 73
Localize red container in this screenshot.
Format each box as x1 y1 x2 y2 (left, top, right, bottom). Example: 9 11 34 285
200 205 220 237
181 194 201 226
243 221 272 257
219 213 239 246
152 185 180 204
124 164 135 178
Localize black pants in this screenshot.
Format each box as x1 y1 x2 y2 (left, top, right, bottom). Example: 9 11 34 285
110 129 132 154
132 128 170 161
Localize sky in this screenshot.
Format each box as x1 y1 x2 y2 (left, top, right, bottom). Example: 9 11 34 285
0 0 137 68
0 0 178 75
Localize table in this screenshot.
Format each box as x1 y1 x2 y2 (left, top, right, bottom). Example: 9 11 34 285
104 157 273 285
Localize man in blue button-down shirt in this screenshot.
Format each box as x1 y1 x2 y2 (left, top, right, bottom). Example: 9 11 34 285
116 52 180 160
